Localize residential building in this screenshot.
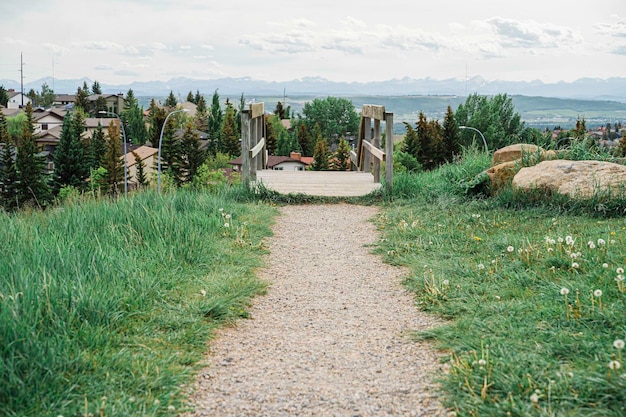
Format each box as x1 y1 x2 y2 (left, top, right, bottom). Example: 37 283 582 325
6 89 31 109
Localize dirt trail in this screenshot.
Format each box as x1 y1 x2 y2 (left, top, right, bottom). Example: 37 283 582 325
186 204 446 416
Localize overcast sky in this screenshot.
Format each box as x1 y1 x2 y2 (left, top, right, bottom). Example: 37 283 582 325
1 0 625 87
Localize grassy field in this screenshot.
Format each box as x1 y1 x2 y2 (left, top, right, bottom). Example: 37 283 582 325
376 152 626 416
0 189 277 416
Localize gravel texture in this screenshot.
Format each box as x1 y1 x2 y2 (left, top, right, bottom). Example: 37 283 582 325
186 204 447 416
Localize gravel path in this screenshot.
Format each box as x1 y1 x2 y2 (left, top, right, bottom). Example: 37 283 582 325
186 204 447 416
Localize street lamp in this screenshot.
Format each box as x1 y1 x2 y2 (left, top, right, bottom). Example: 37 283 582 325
459 126 489 153
99 110 128 196
158 109 189 193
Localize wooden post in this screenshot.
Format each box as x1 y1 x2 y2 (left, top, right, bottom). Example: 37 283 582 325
372 118 381 183
256 116 264 171
385 112 394 189
362 117 371 172
250 117 258 182
241 110 251 188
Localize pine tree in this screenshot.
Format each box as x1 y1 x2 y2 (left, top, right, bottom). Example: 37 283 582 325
88 123 107 170
186 91 195 104
332 137 351 171
121 89 147 146
194 90 202 105
91 81 102 95
148 102 166 146
156 116 181 182
264 115 277 155
102 120 123 198
178 122 206 184
0 110 18 211
132 151 148 188
15 103 51 208
194 95 208 133
442 106 460 162
402 122 420 159
53 110 89 192
208 90 223 154
75 85 90 113
221 103 239 157
164 91 177 108
297 123 313 156
311 134 330 171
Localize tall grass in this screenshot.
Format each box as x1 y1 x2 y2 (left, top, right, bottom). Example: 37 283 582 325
0 188 277 416
377 148 626 416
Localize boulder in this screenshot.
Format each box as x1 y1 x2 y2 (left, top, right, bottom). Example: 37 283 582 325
512 160 626 199
492 144 556 165
485 161 518 191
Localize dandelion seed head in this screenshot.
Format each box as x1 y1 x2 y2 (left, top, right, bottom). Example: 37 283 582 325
200 289 207 297
598 238 606 245
616 274 625 282
478 263 485 270
530 393 539 403
507 245 514 253
225 213 232 219
614 339 625 350
478 359 487 366
168 406 176 411
570 252 578 259
588 242 596 249
617 267 624 274
443 279 450 286
558 237 564 243
593 289 603 297
547 247 554 252
560 287 570 296
603 263 609 268
571 262 579 269
223 222 230 228
608 360 622 370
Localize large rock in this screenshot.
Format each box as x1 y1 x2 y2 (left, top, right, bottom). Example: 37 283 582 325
492 144 556 165
513 160 626 199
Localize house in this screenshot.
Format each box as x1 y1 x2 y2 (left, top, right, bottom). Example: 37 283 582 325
32 108 66 137
121 145 158 186
6 89 31 109
53 94 76 108
228 152 312 172
89 94 125 115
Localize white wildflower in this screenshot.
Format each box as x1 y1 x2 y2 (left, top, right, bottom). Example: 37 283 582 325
598 238 606 246
530 393 539 403
608 360 622 371
614 339 625 350
223 222 230 228
571 262 579 269
603 263 609 268
617 267 624 274
593 289 603 297
560 287 570 296
478 263 485 270
507 245 514 253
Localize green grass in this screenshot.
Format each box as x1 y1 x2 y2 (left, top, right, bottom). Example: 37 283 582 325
0 188 277 416
376 151 626 416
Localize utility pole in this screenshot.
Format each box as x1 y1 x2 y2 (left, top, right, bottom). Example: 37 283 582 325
20 53 25 107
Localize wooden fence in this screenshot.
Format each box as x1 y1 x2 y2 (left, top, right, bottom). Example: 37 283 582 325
351 105 394 187
241 102 266 188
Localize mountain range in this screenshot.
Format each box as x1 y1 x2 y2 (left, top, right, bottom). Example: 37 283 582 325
2 75 626 102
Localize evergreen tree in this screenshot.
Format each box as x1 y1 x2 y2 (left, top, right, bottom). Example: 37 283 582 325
0 86 9 107
194 95 208 133
15 103 51 208
208 89 223 154
311 134 330 171
147 100 166 146
132 151 148 188
194 90 202 105
332 137 351 171
296 123 313 156
442 106 460 162
264 115 277 155
92 95 108 116
186 91 195 104
121 89 147 145
156 116 181 181
88 123 107 170
53 110 89 192
75 85 90 112
91 81 102 95
236 93 246 134
221 102 239 157
178 122 206 184
102 120 123 198
0 110 18 211
164 91 178 108
402 122 420 159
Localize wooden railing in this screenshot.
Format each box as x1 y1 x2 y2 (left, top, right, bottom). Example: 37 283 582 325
241 102 266 188
351 105 393 187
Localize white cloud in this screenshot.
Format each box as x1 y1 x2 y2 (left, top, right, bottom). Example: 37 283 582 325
485 17 582 49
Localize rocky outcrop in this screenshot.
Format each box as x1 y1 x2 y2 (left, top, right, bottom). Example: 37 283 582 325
492 144 556 165
512 160 626 199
